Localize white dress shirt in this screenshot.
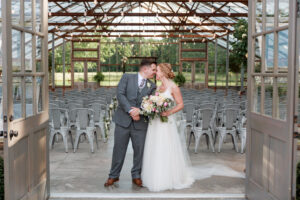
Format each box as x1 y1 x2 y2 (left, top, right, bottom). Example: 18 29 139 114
129 73 146 114
138 72 146 89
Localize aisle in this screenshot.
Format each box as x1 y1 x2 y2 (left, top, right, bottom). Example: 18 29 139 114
50 122 246 197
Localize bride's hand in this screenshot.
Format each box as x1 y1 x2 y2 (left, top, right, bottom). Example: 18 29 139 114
161 110 171 117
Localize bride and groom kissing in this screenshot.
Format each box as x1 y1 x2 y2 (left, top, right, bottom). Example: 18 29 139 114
104 59 194 192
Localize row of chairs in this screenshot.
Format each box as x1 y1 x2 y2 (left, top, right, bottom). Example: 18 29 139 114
180 88 247 153
49 88 116 153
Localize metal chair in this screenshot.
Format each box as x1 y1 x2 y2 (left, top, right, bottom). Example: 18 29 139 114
49 108 74 153
193 108 215 153
73 108 99 153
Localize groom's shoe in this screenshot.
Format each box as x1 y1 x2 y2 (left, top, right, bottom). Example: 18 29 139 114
104 177 119 187
132 178 143 187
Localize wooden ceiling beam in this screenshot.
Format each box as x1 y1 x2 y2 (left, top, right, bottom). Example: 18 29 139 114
49 29 229 33
49 0 247 2
49 22 235 26
49 12 247 17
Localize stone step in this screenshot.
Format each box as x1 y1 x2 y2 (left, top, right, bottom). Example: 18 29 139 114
49 193 246 200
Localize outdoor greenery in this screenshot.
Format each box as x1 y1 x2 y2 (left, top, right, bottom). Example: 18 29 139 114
49 35 247 87
230 19 248 73
93 72 105 83
174 72 186 87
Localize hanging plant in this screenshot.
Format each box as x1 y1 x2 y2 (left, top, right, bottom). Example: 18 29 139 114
230 19 248 71
93 72 105 84
174 72 186 87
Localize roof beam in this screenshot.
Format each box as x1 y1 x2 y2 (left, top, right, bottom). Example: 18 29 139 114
49 12 247 17
49 0 247 2
49 29 229 33
49 22 236 26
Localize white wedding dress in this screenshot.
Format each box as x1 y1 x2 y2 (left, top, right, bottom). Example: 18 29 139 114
141 85 195 192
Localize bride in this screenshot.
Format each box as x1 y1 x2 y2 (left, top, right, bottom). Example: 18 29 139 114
141 63 195 192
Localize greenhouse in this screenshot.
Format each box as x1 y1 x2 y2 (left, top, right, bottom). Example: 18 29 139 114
0 0 299 200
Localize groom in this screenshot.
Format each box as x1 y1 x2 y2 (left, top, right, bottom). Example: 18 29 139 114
104 59 157 187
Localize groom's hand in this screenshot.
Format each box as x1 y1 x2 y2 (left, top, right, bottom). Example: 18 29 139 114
132 115 140 121
130 107 140 117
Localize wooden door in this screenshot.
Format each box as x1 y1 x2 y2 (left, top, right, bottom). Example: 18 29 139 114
246 0 298 199
1 0 49 199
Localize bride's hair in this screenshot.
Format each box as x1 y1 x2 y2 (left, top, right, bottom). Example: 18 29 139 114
158 63 175 79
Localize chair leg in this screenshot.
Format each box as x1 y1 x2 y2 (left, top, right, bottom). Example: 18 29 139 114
205 134 209 150
188 131 194 149
94 130 99 149
86 131 95 153
69 130 74 150
73 131 81 153
218 132 225 153
232 133 239 152
194 132 201 153
61 133 68 153
49 132 55 149
208 131 215 153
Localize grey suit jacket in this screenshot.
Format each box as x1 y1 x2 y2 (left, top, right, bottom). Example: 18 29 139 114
113 73 157 130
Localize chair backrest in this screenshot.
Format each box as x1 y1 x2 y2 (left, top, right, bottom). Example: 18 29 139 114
183 103 195 122
77 109 89 129
50 109 62 129
198 108 214 130
90 103 102 122
224 108 239 129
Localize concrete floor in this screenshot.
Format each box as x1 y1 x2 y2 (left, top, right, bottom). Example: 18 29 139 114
49 123 246 199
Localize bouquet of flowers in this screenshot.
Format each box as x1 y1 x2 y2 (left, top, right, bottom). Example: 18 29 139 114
140 92 174 122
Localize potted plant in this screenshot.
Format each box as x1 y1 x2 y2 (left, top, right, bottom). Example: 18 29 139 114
93 72 105 86
174 72 186 87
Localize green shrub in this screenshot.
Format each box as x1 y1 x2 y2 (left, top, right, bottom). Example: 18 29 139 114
93 72 105 83
174 72 186 87
0 156 4 200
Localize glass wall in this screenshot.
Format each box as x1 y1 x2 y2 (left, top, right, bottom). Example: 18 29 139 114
251 0 289 121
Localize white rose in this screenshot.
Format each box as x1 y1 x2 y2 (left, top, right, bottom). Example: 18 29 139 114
242 34 247 38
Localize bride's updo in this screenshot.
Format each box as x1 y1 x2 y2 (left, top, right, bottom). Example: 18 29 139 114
158 63 175 79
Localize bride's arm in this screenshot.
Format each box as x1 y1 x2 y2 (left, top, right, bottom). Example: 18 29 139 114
161 85 184 117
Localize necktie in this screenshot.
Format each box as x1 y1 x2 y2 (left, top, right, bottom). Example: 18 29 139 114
139 78 146 88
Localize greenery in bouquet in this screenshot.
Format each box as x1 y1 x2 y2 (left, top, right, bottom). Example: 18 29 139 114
140 92 174 122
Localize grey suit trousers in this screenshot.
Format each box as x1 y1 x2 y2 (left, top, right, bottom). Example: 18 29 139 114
108 123 147 179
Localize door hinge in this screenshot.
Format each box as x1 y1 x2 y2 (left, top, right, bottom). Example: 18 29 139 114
298 0 300 17
3 116 7 123
0 131 8 138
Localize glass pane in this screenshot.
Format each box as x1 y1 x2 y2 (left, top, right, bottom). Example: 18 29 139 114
25 33 33 72
254 36 262 73
264 77 273 117
36 0 42 32
253 76 262 113
278 0 289 27
265 33 274 72
276 77 287 120
11 0 21 25
36 36 43 72
278 30 288 70
255 0 263 33
13 77 22 119
36 77 43 112
24 0 32 29
12 30 21 72
266 0 275 30
25 77 33 117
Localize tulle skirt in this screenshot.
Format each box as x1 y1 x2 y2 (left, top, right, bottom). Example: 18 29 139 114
141 115 195 192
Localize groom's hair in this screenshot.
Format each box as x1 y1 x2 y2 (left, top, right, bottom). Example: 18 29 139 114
140 59 152 69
